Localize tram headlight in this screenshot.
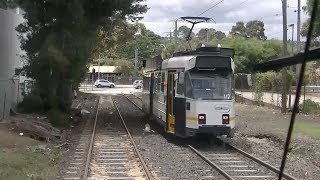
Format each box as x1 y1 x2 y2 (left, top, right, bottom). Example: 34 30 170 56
198 114 206 124
222 114 230 124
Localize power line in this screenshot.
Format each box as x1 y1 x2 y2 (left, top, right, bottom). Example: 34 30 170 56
192 0 219 16
222 0 250 14
197 0 225 16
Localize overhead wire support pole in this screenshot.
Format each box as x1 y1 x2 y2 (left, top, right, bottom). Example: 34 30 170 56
296 0 302 83
278 0 319 179
174 19 178 52
281 0 288 113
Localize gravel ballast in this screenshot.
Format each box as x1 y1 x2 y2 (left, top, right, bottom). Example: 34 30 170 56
114 95 226 180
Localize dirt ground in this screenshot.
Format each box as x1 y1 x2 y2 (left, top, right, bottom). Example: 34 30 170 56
231 103 320 180
0 124 61 179
0 92 98 179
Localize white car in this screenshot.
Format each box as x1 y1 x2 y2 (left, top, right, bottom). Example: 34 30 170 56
94 79 115 88
133 80 143 89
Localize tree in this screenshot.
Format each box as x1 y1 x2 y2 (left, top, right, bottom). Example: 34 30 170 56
230 21 266 40
178 25 195 39
16 0 147 112
230 22 246 37
222 36 282 73
215 31 226 40
245 20 267 40
0 0 17 9
113 23 162 62
301 0 320 38
197 28 216 41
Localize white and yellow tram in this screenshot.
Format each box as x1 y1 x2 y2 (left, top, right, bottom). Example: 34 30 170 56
142 45 235 138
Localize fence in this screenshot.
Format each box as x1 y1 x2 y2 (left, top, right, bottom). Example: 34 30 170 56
0 78 19 119
0 77 31 120
235 72 320 110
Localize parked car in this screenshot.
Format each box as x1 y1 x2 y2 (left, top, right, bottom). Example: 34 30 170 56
94 79 115 88
133 80 143 89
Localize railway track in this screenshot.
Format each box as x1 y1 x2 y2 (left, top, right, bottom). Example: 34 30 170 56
63 96 152 180
124 93 298 180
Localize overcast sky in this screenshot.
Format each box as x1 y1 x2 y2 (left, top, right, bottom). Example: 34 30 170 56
140 0 309 40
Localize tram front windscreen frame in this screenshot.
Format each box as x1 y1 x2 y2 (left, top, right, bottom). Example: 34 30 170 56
184 70 232 100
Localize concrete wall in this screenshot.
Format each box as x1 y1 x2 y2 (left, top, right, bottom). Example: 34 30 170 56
0 8 25 119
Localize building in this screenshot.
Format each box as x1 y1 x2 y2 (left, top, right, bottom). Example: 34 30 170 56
0 7 26 119
88 66 121 82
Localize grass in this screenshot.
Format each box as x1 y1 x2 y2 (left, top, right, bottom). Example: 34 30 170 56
0 127 62 180
293 122 320 139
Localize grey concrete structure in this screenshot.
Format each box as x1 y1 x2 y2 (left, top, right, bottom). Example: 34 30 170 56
0 8 26 119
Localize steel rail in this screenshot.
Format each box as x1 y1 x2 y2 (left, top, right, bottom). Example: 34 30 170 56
188 145 234 180
130 93 143 101
123 94 297 179
113 99 153 180
83 96 101 180
220 139 297 180
122 94 143 111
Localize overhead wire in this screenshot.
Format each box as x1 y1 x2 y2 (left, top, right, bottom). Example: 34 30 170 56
197 0 225 16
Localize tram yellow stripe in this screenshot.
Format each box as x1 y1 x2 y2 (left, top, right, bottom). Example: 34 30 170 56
186 116 198 121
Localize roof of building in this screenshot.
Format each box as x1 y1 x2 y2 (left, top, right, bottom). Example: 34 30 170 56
88 66 120 73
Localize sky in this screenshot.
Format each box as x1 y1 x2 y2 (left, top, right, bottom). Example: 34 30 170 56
140 0 309 40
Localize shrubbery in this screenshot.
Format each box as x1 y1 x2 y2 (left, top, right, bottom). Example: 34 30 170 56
18 94 44 113
300 99 320 114
252 70 295 103
48 109 70 128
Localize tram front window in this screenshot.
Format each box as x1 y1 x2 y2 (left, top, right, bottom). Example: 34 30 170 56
189 72 232 100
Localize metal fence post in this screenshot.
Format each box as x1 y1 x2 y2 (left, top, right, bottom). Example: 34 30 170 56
2 93 6 119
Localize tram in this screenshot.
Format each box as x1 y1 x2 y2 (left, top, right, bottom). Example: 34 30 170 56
142 44 236 138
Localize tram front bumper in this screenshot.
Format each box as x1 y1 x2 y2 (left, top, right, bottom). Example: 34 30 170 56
186 126 234 137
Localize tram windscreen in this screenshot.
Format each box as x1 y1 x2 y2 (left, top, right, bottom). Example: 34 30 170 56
188 72 232 100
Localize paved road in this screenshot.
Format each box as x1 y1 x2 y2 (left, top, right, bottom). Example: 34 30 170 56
236 91 320 107
79 84 142 94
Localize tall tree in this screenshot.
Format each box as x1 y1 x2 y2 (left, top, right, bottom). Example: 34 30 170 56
230 22 247 37
114 23 162 61
215 31 226 40
301 0 320 38
245 20 267 40
197 28 216 41
0 0 17 9
16 0 147 112
178 25 195 39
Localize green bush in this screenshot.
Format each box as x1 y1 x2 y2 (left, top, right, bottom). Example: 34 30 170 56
300 99 320 114
18 94 43 113
47 109 69 128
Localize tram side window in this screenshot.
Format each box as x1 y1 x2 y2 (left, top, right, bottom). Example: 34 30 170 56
143 76 150 91
185 72 193 98
177 73 184 95
154 76 158 92
157 74 161 92
161 72 165 92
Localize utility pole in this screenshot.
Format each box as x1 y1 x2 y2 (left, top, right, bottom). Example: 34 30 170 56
174 19 178 52
206 28 209 42
134 48 138 68
297 0 301 52
281 0 288 113
98 53 101 80
169 31 172 42
296 0 301 82
288 23 294 109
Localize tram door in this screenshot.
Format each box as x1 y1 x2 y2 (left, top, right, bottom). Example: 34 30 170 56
166 71 175 133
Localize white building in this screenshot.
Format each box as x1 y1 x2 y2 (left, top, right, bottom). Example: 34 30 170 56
0 7 26 119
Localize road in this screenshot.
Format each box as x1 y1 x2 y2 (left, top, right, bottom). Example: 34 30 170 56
79 84 142 94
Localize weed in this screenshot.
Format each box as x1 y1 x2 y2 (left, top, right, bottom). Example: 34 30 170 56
48 109 70 128
299 99 320 115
